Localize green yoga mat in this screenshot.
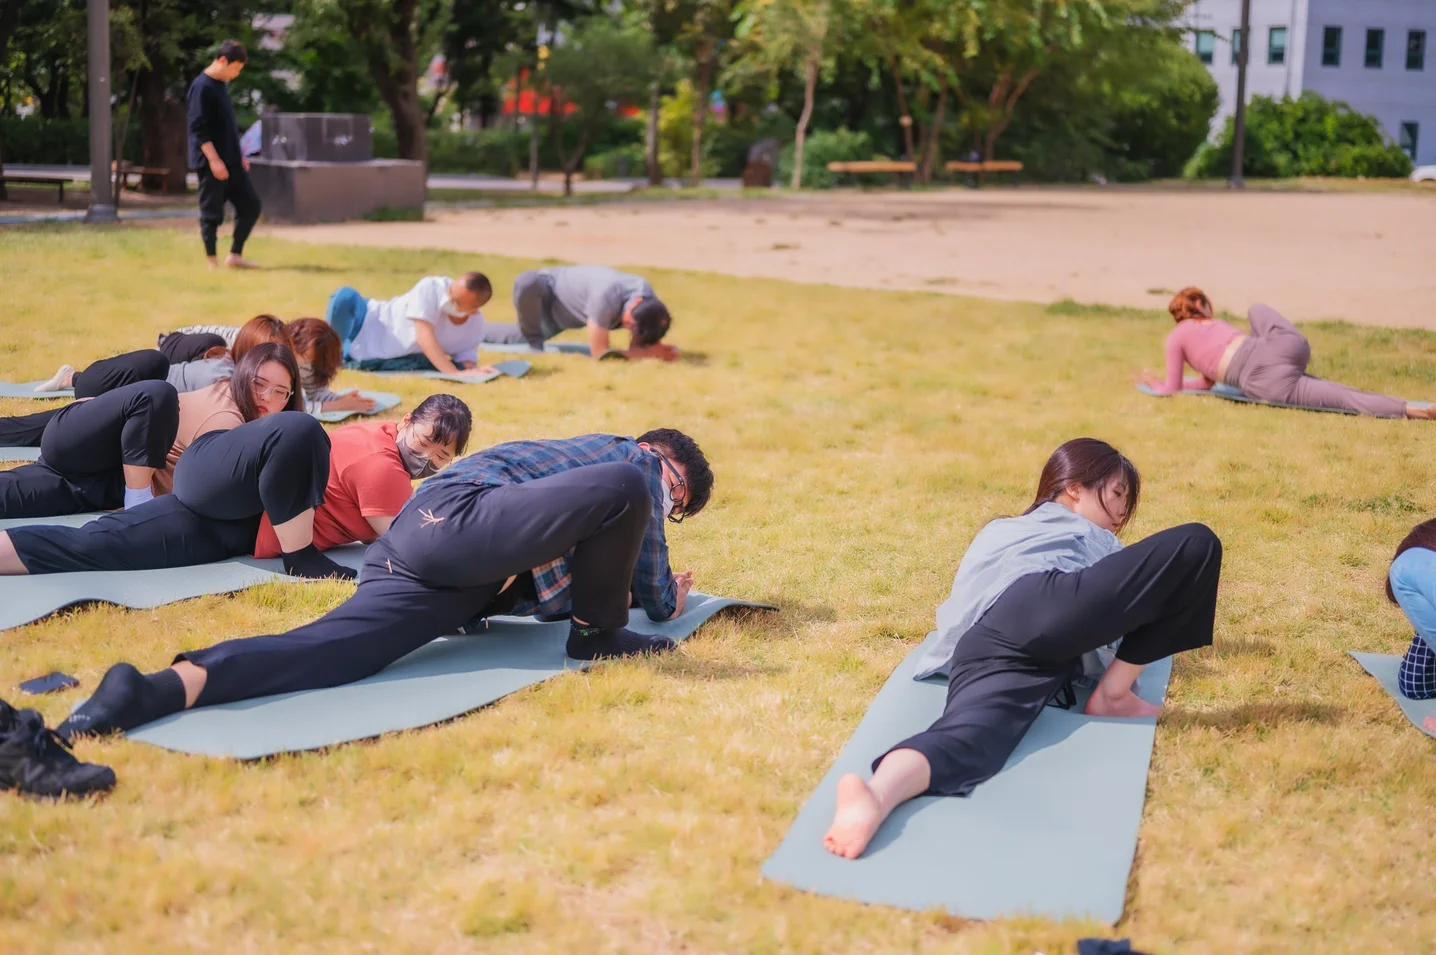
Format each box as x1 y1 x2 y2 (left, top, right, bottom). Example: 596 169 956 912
366 359 532 385
1350 651 1436 739
124 593 777 758
313 390 402 423
484 341 628 360
0 447 42 462
0 380 73 399
761 632 1172 924
1135 382 1429 415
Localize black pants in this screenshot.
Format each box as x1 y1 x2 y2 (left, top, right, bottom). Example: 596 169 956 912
179 461 652 707
0 407 59 448
0 381 179 518
157 333 228 364
887 524 1223 796
72 349 170 399
9 412 327 573
197 165 261 257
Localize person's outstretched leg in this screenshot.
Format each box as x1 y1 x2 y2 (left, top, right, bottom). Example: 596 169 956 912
479 322 531 345
1286 375 1412 419
225 172 262 269
157 332 228 364
0 407 61 448
71 349 170 399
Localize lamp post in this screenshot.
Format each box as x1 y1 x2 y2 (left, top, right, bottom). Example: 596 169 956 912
84 0 118 223
1229 0 1252 189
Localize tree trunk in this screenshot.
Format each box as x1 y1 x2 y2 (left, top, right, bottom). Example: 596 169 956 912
890 58 915 162
916 82 948 184
0 0 22 198
792 57 819 189
136 67 189 194
645 78 661 186
349 0 428 166
688 43 714 188
529 66 541 187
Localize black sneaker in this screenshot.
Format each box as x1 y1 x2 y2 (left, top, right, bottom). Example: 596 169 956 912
565 625 677 661
0 704 116 800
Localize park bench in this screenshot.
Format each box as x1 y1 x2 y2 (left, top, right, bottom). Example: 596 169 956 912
826 160 917 186
113 161 172 193
945 159 1024 186
0 174 77 203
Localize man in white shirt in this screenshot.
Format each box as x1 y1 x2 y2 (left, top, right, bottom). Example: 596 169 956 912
325 273 497 375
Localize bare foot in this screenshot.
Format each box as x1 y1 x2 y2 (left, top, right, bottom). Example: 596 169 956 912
206 256 219 270
225 254 261 269
823 773 886 859
36 364 74 392
1407 403 1434 420
1084 687 1162 719
1424 716 1436 735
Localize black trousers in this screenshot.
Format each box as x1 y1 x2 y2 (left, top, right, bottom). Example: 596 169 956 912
179 461 652 707
72 349 170 399
0 407 59 448
887 524 1223 796
0 381 179 518
197 165 261 257
158 333 227 364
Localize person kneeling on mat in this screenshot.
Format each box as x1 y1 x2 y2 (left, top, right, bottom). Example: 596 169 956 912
1385 519 1436 734
482 265 678 361
0 394 471 583
822 438 1224 860
57 428 713 740
325 273 498 377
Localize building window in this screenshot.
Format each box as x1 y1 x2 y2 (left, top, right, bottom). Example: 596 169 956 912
1409 30 1427 71
1231 27 1244 65
1400 123 1419 160
1195 30 1215 64
1322 26 1342 66
1366 28 1384 68
1268 27 1288 65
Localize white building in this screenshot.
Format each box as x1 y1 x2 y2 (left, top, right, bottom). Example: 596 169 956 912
1185 0 1435 164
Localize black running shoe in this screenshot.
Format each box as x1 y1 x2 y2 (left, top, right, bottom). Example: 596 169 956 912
0 705 116 800
566 625 678 661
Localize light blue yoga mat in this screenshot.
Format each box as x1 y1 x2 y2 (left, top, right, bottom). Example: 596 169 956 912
762 632 1172 924
1350 651 1436 739
125 593 777 758
0 447 42 462
0 380 73 399
484 341 628 360
1135 382 1428 415
312 390 402 423
367 359 531 385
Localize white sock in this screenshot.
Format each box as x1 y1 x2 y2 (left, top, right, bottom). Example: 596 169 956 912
123 485 154 510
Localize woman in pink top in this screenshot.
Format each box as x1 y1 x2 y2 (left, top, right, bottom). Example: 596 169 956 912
1136 287 1433 419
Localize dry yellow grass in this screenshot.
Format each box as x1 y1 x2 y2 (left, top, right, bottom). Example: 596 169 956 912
0 223 1434 954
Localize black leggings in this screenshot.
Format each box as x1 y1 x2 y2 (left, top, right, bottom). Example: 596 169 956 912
887 524 1223 796
0 381 180 518
197 165 261 257
158 333 228 364
178 461 652 706
72 349 170 399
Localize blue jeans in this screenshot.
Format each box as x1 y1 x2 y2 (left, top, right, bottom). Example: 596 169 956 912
325 287 367 360
1390 548 1436 700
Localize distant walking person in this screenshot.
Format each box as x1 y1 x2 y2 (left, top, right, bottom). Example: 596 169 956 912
187 40 261 270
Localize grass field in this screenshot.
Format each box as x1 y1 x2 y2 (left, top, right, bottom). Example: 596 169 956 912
1 223 1434 953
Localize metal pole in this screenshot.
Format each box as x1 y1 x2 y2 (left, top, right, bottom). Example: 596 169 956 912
1228 0 1252 189
84 0 118 222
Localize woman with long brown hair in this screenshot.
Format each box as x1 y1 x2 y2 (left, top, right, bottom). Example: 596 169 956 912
1135 287 1433 419
822 438 1224 860
1385 519 1436 732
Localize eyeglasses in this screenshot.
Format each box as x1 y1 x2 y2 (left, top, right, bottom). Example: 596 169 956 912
652 450 688 524
251 378 293 401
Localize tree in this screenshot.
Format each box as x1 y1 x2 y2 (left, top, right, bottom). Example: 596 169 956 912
676 0 731 186
542 16 656 196
0 0 23 196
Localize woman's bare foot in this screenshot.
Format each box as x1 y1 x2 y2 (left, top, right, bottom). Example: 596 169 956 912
823 773 888 859
1406 403 1434 420
225 253 261 269
1424 716 1436 735
1084 686 1162 719
36 364 74 392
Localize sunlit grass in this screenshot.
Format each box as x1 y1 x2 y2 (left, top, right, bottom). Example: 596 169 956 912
0 223 1433 953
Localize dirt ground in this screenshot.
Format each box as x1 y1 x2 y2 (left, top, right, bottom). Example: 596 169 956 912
267 186 1436 329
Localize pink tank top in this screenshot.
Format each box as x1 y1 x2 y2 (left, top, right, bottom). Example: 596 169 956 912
1157 319 1241 394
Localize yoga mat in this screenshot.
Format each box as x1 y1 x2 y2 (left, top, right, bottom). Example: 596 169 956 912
125 593 777 758
0 540 367 631
1135 382 1429 415
0 380 73 399
484 342 628 360
312 390 402 423
761 632 1172 924
0 448 42 462
1350 651 1436 739
367 359 531 385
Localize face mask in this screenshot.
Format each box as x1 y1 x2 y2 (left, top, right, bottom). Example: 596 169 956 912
397 430 439 479
659 479 675 521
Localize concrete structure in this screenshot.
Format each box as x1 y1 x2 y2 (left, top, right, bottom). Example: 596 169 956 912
1185 0 1435 164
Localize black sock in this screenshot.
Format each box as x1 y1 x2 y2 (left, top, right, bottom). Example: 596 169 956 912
57 664 185 738
282 544 358 581
565 624 676 661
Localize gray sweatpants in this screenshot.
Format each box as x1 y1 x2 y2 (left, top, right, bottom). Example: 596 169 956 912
1232 304 1408 418
480 271 553 349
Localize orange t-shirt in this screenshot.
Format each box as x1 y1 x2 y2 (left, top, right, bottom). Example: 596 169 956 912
153 380 245 495
252 420 414 558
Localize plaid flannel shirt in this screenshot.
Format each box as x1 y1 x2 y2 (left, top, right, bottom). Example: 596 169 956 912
414 434 677 620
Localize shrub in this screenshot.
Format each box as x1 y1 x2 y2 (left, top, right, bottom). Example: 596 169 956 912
0 116 143 165
1330 142 1415 178
775 128 875 189
583 144 645 179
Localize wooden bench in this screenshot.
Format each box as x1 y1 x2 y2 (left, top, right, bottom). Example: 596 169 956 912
113 162 171 193
944 159 1024 186
0 174 75 203
826 160 917 186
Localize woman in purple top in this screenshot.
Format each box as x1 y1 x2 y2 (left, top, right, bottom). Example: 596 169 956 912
1135 287 1433 419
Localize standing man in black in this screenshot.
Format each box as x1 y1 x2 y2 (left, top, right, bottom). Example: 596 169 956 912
187 40 261 270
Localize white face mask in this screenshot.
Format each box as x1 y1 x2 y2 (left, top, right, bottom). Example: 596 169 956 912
659 479 675 521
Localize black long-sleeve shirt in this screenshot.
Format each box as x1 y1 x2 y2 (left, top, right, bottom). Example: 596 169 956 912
186 73 243 172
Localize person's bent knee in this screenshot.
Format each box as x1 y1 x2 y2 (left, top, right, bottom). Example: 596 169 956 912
1171 522 1222 557
269 410 328 445
596 461 651 509
132 379 180 418
133 350 170 382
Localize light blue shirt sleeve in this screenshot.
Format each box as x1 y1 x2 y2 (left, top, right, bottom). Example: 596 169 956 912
1390 547 1436 648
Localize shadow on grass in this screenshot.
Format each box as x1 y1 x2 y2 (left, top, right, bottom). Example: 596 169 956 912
655 656 787 681
1163 701 1343 731
260 263 349 275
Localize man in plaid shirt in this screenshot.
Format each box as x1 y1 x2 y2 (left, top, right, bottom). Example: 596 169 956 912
61 429 714 739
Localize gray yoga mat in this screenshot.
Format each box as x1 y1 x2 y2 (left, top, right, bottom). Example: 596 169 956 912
312 390 402 423
0 380 73 399
762 632 1172 924
0 536 367 631
1350 651 1436 739
1136 382 1429 415
484 341 627 360
125 593 777 758
368 359 532 384
0 447 42 462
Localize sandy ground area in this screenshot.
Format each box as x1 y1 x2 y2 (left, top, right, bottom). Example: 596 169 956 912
268 186 1436 329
